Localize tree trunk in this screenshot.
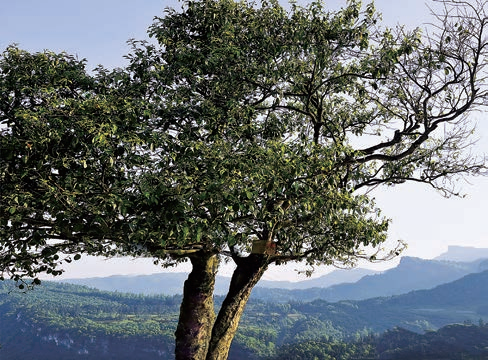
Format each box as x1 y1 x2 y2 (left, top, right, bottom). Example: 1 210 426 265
175 252 219 360
205 254 269 360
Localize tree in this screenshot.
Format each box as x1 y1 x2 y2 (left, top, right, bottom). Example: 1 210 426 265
2 0 488 359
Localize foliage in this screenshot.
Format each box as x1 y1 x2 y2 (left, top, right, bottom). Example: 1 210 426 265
0 47 153 281
2 0 488 358
4 0 488 282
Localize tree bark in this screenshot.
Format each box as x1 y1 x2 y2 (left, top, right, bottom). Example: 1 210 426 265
175 252 219 360
205 254 269 360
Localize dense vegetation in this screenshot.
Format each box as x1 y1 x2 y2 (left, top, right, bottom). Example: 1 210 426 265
0 281 178 359
269 325 488 360
1 271 488 359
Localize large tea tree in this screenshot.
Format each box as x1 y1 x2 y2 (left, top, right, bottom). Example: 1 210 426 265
2 0 488 359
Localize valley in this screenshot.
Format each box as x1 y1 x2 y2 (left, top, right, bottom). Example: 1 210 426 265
1 249 488 359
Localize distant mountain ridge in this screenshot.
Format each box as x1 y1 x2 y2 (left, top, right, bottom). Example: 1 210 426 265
60 267 378 295
252 256 488 302
259 267 378 289
60 251 488 301
281 269 488 334
435 245 488 262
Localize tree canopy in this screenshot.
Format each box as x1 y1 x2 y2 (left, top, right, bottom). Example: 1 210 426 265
2 0 488 358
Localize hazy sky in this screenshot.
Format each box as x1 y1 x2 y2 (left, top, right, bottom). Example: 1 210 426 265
1 0 487 280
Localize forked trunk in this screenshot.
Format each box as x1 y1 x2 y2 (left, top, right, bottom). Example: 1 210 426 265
175 252 219 360
205 254 269 360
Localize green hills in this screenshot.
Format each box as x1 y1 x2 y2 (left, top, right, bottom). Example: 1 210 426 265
1 270 488 359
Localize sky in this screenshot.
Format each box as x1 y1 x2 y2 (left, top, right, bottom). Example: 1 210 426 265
1 0 488 281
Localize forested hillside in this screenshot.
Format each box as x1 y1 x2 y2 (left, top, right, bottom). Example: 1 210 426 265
269 324 488 360
1 270 488 359
0 281 178 359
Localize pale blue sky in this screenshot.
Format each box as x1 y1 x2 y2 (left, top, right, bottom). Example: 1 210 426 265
0 0 171 69
1 0 487 280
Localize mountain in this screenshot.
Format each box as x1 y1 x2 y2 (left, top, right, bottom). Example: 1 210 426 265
258 267 378 289
386 268 488 310
2 270 488 359
62 272 211 295
283 269 488 334
59 267 378 295
251 256 488 302
320 256 488 299
58 248 488 302
435 245 488 262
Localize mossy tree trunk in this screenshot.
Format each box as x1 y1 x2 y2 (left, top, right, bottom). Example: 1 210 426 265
175 252 219 360
205 254 269 360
